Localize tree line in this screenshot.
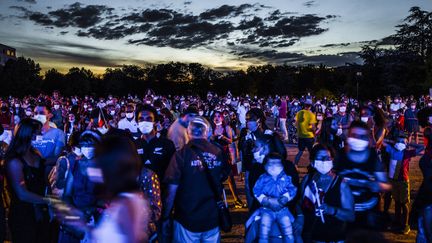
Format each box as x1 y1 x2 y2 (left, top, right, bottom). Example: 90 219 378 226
0 7 431 99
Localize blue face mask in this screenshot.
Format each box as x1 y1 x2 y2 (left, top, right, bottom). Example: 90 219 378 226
247 120 259 132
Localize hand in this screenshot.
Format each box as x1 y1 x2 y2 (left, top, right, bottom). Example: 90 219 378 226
317 203 336 216
292 215 304 235
267 198 283 211
278 196 289 206
160 219 173 238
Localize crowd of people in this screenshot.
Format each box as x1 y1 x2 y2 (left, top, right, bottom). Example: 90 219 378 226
0 90 432 243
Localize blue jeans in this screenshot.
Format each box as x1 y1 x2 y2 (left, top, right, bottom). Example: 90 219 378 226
259 207 294 243
173 220 220 243
245 172 254 211
417 205 432 243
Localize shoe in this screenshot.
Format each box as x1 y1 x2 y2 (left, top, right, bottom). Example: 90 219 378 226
401 225 410 235
234 199 247 209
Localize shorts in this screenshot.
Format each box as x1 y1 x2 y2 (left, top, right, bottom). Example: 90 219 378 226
390 180 410 204
298 137 314 152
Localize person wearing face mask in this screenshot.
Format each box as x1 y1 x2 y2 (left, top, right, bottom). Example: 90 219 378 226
12 101 25 125
167 105 199 151
318 117 344 152
237 100 249 129
4 118 52 243
117 104 139 138
135 105 175 181
390 97 405 117
210 110 246 209
333 121 391 229
404 102 419 144
0 103 12 130
61 130 102 243
162 117 230 242
294 100 317 166
32 103 66 176
252 153 297 243
51 102 64 129
296 144 355 243
360 105 387 151
64 113 81 141
48 132 82 199
382 134 423 234
333 102 354 141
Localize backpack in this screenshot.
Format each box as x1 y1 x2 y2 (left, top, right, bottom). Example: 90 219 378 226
48 155 70 198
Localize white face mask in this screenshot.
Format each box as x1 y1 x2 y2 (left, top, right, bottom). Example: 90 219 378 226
294 102 299 106
314 160 333 174
395 142 406 151
199 111 204 116
360 116 369 123
110 110 116 116
266 165 284 177
138 121 154 134
317 115 323 121
347 137 369 151
339 107 346 113
126 112 134 119
377 104 383 109
429 116 432 124
81 147 95 160
73 147 83 156
54 105 60 110
25 111 32 116
253 151 265 163
215 121 222 126
33 114 47 124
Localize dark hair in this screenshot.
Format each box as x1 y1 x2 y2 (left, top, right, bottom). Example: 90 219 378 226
246 108 268 130
310 143 335 161
263 152 283 166
4 118 42 161
96 135 140 197
135 104 158 122
79 130 102 145
349 120 370 131
68 131 81 148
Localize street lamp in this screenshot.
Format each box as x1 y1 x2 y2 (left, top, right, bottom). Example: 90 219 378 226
356 71 362 101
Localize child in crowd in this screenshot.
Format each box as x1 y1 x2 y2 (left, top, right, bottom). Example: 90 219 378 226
384 134 423 234
253 153 297 243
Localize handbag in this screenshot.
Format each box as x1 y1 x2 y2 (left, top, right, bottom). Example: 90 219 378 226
193 147 232 232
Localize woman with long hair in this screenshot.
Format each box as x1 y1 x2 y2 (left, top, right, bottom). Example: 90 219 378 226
210 110 246 208
4 118 51 243
55 135 150 243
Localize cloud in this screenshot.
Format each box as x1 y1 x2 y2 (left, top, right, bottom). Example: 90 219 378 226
199 4 253 20
12 3 337 55
303 1 316 8
16 0 36 3
231 48 361 66
12 2 114 28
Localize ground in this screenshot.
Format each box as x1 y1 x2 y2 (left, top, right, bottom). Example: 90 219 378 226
221 144 421 243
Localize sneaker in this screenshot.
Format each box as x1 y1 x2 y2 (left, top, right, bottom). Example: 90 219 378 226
234 199 247 209
401 225 410 235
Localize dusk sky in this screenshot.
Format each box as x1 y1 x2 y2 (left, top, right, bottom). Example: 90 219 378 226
1 0 431 74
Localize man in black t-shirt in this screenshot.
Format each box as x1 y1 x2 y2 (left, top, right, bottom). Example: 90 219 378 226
134 105 176 181
334 121 390 229
162 117 230 242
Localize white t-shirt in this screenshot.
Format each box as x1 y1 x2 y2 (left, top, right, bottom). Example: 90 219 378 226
118 118 138 133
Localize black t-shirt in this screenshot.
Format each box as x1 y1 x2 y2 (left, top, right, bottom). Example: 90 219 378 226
333 149 384 212
135 136 175 181
164 139 230 232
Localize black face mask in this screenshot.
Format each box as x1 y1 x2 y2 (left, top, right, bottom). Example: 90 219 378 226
1 107 7 112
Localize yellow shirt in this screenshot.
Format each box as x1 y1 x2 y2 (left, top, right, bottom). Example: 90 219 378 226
296 109 317 138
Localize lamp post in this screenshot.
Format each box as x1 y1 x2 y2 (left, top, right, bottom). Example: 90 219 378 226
356 71 362 101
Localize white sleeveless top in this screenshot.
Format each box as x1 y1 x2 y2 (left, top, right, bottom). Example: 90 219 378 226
91 192 149 243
